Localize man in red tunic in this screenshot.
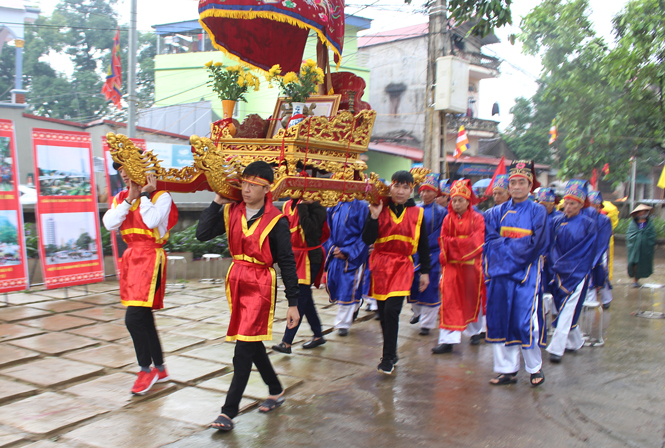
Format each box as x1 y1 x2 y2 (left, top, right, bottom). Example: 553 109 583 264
196 161 300 431
363 170 430 374
102 163 178 395
432 179 486 354
272 198 328 353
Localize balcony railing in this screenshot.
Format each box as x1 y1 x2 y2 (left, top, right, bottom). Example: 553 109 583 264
455 51 501 72
446 116 499 134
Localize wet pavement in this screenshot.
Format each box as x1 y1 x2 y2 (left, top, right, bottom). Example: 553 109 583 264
0 246 664 448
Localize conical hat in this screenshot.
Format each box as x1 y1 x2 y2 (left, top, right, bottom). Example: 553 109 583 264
630 204 653 215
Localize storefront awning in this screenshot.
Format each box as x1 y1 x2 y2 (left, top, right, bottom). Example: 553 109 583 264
368 142 423 162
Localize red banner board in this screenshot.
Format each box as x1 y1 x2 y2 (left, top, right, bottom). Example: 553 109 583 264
0 120 29 292
101 137 146 275
32 129 104 288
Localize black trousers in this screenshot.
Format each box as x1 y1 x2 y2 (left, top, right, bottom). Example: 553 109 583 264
222 341 282 419
124 265 164 368
282 263 323 344
377 296 405 360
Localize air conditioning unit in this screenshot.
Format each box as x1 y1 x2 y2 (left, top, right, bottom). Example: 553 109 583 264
434 56 469 113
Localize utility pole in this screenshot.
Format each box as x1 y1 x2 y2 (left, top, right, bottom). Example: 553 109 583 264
127 0 138 138
424 0 450 175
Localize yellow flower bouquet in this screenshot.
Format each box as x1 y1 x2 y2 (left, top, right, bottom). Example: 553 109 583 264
204 61 259 102
265 59 324 104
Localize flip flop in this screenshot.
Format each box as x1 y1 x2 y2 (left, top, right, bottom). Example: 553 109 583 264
210 414 234 431
489 373 517 386
259 395 285 413
530 370 545 387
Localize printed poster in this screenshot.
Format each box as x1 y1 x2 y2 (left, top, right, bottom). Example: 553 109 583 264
32 128 104 288
0 119 29 292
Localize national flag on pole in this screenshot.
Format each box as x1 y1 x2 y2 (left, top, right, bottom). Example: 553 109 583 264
658 164 665 189
549 119 557 145
602 163 610 176
483 156 506 199
590 168 598 190
102 28 122 110
454 125 469 158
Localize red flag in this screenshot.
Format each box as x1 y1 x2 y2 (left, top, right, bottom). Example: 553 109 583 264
102 28 122 109
602 163 610 176
590 168 598 190
483 156 506 199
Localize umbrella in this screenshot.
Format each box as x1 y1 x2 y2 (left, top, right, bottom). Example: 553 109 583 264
473 178 491 189
199 0 345 73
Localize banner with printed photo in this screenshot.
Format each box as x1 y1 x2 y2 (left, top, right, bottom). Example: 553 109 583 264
0 120 29 292
101 137 146 275
32 129 104 288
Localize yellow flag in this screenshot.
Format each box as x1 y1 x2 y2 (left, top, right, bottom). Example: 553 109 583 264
658 165 665 189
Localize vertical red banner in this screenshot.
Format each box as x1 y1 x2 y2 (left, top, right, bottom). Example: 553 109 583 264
101 137 146 275
32 129 105 289
0 120 29 292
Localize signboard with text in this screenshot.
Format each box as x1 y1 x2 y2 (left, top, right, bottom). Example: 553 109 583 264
32 128 104 289
0 120 29 292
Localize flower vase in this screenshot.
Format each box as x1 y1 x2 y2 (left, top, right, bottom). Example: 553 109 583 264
288 102 306 128
222 99 237 137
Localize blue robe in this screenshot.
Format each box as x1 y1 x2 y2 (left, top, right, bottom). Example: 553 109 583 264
549 211 597 329
325 200 370 305
543 208 563 293
409 202 447 307
582 208 612 289
484 199 550 348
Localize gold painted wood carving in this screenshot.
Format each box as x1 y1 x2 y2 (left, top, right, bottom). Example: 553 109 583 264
106 109 429 206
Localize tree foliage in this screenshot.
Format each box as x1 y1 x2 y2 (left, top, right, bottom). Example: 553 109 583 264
507 0 665 186
408 0 512 37
0 0 155 122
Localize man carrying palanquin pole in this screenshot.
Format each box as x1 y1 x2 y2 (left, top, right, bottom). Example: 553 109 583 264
484 160 548 387
546 180 597 364
433 179 486 354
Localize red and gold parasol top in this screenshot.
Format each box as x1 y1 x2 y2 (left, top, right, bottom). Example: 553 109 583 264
199 0 345 73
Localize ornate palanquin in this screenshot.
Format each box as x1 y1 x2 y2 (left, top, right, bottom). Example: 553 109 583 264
106 109 430 207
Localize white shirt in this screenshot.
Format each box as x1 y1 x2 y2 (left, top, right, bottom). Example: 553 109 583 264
102 192 173 239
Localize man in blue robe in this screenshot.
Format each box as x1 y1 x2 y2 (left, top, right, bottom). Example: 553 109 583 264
583 191 613 309
546 180 597 363
409 174 447 336
484 160 548 387
535 187 563 311
325 199 370 336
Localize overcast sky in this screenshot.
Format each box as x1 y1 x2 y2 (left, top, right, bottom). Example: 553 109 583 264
36 0 629 131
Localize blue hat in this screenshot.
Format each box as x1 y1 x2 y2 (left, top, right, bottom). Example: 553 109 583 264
536 187 556 203
439 178 452 195
493 174 509 190
563 179 589 204
419 173 440 193
588 190 603 205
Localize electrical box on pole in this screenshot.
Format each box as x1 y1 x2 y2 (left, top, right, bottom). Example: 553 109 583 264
434 56 469 113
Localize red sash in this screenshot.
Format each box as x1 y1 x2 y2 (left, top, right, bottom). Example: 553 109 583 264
114 190 178 309
283 199 329 287
369 205 423 301
224 201 283 342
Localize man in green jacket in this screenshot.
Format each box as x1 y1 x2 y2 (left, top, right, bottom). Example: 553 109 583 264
627 204 657 288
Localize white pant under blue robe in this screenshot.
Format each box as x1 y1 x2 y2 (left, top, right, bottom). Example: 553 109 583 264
547 276 589 357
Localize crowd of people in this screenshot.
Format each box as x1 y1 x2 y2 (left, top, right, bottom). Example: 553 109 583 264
103 157 658 432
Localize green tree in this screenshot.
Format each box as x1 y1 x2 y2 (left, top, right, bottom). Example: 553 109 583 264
76 232 92 249
514 0 664 184
0 0 156 122
0 222 17 244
